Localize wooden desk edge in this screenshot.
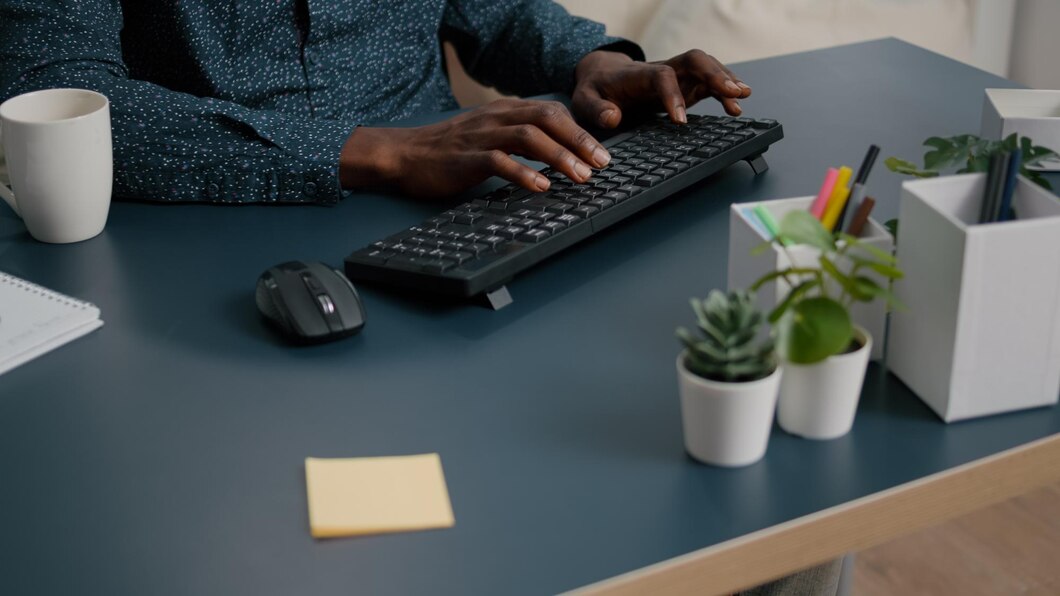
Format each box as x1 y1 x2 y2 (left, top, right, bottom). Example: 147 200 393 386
571 432 1060 596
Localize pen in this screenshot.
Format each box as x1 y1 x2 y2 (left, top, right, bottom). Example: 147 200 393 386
810 168 839 219
995 148 1022 222
838 145 879 229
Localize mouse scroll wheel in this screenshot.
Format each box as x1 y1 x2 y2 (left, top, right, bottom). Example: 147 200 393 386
316 294 336 315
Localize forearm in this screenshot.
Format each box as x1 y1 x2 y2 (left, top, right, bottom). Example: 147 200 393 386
443 0 642 97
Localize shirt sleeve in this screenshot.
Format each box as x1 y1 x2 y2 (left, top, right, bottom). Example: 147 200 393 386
442 0 645 98
0 1 354 204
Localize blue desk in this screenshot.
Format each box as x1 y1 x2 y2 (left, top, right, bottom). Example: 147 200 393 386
1 39 1058 595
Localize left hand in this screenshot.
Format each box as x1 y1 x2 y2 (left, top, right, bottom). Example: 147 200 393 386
572 49 752 129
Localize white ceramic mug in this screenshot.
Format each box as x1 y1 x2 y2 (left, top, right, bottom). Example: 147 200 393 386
0 88 112 243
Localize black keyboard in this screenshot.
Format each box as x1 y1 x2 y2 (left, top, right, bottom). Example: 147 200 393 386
345 114 783 307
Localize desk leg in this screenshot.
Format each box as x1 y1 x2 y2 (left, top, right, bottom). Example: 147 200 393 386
745 153 769 175
478 285 513 310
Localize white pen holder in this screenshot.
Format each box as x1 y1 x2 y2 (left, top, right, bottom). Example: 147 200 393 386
981 89 1060 171
888 174 1060 422
727 196 894 361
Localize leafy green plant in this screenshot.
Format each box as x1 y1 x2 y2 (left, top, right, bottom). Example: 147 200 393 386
885 133 1058 190
677 290 777 383
749 211 904 365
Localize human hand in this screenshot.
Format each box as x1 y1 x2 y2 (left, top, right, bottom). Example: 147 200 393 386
338 99 611 198
572 49 752 128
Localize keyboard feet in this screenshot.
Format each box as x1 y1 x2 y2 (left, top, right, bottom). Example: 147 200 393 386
478 285 513 310
745 152 769 175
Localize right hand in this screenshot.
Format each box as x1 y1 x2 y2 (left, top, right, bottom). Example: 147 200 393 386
338 98 612 199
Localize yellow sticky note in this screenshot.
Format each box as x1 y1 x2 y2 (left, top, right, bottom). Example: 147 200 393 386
305 453 455 539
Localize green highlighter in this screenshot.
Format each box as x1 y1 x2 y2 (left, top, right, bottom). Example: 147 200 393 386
752 204 791 246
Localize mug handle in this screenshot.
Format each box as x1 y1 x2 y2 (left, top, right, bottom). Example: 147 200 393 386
0 124 20 217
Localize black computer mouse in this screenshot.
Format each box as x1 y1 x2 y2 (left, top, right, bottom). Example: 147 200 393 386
255 261 366 344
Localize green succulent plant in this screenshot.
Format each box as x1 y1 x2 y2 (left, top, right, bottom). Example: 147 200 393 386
677 290 777 383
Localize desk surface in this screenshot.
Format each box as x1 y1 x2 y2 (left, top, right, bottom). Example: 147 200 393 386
2 39 1059 596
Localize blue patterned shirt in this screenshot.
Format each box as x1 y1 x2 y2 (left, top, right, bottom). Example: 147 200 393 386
0 1 637 204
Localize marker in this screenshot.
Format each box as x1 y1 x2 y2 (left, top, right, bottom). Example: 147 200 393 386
810 168 840 219
995 148 1022 222
845 197 876 237
838 145 880 230
821 184 851 232
741 206 771 239
752 204 790 245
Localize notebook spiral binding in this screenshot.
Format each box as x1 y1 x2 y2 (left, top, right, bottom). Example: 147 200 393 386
0 272 96 310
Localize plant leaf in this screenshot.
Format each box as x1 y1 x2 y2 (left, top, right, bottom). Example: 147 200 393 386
885 156 938 178
768 279 820 323
776 297 853 364
848 256 904 279
777 210 835 251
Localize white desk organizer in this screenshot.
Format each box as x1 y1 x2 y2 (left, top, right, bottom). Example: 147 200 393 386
727 196 894 361
981 89 1060 170
889 174 1060 422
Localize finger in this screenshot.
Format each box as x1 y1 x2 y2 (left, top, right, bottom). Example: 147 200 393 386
720 97 742 116
651 65 687 124
572 84 623 129
491 124 594 184
721 65 752 98
498 100 611 168
678 50 743 100
476 150 551 192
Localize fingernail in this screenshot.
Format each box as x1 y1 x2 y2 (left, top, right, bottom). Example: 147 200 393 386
731 101 742 115
725 81 741 94
593 147 611 167
574 162 593 180
600 109 616 126
675 105 687 124
738 82 752 92
535 176 550 191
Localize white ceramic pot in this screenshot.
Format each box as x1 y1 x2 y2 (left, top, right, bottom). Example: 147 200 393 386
776 327 872 440
677 352 781 467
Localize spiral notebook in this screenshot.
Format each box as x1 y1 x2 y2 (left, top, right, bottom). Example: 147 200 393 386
0 272 103 375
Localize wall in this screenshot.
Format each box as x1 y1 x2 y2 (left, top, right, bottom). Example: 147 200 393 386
1008 0 1060 89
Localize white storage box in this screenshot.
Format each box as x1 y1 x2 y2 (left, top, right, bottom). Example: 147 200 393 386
981 89 1060 170
889 174 1060 422
727 196 894 361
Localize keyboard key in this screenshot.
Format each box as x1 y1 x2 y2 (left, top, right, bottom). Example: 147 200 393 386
423 259 455 274
669 161 690 173
617 184 638 196
516 218 538 229
454 212 483 225
541 221 567 233
512 208 537 218
499 226 525 239
555 213 582 226
572 205 599 218
546 202 574 213
649 156 672 165
654 167 677 178
448 251 474 264
691 147 718 159
611 175 632 185
708 141 732 150
518 228 551 243
588 198 614 210
633 174 662 187
482 223 505 235
531 210 557 221
481 235 506 248
601 191 628 203
722 134 743 143
752 119 778 129
465 242 490 255
356 249 393 264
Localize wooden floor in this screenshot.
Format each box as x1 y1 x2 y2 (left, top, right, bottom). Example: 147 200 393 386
855 482 1060 595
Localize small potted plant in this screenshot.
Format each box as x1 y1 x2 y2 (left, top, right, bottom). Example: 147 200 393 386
676 290 780 467
750 211 904 440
